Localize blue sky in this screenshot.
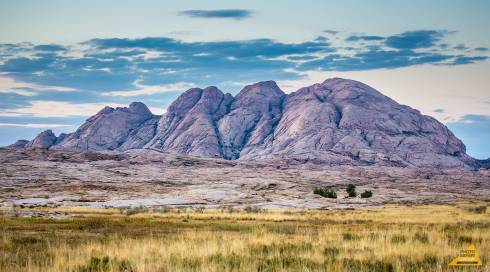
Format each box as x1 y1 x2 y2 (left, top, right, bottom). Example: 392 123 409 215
0 0 489 159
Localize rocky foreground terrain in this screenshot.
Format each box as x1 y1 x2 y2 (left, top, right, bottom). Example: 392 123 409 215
0 148 488 209
3 77 489 209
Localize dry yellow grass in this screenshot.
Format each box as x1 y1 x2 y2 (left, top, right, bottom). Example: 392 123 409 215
0 202 488 271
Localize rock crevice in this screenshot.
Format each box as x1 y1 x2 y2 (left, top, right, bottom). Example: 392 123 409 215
11 78 475 168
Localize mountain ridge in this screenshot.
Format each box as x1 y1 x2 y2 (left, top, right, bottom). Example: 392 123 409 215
6 77 477 168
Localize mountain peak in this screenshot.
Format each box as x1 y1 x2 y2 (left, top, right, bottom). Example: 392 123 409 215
9 78 475 168
52 102 156 151
236 80 284 100
25 129 57 149
128 101 152 116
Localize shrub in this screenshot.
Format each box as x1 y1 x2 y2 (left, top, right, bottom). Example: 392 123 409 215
125 206 149 216
194 206 205 213
468 205 487 214
323 246 340 258
77 256 134 272
346 184 357 197
391 235 406 244
342 258 394 272
244 206 263 213
342 233 361 241
361 190 373 198
413 232 429 243
313 187 337 198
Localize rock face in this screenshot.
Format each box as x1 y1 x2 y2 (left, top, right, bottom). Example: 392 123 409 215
145 87 233 157
218 81 285 159
9 78 477 168
7 139 29 149
241 78 470 168
25 130 58 149
53 102 155 151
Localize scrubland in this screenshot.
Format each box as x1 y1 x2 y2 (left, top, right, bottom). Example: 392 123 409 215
0 203 488 271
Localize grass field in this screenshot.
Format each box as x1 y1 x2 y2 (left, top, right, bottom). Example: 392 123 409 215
0 203 488 271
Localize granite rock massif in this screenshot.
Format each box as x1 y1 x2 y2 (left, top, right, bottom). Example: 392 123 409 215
9 78 476 168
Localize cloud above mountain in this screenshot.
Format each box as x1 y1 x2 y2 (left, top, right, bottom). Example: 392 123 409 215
178 9 253 20
0 30 487 98
0 30 488 126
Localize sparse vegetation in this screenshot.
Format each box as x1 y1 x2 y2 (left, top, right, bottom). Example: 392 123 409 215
361 190 373 198
468 205 487 214
0 203 488 271
313 187 337 198
391 234 407 244
244 206 263 213
346 184 357 197
77 256 134 272
413 232 429 244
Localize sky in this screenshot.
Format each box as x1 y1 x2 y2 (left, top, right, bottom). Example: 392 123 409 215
0 0 489 159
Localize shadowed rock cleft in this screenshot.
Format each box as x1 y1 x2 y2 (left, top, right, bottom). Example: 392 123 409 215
7 78 478 168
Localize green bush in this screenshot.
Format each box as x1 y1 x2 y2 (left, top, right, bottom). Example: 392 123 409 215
313 187 337 198
346 184 357 197
360 190 373 198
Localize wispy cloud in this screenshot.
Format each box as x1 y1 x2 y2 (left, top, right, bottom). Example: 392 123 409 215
384 30 447 49
323 29 339 35
179 9 253 20
0 100 166 117
457 114 490 124
0 29 488 122
101 80 195 97
0 123 75 128
345 35 384 42
0 75 76 96
0 101 126 117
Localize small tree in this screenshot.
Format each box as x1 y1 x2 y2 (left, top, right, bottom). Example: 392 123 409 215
314 187 337 199
346 184 357 197
360 190 373 198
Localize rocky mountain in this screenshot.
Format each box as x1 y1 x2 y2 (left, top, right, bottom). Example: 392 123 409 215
8 78 477 168
52 102 157 151
7 139 29 149
145 86 233 157
25 129 58 149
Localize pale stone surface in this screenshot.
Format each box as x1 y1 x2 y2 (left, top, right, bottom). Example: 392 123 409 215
52 102 155 151
6 78 478 168
218 81 285 159
146 86 233 157
0 149 488 209
241 78 471 168
6 139 29 149
25 130 57 149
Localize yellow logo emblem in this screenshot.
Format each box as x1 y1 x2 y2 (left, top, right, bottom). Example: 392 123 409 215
448 245 482 267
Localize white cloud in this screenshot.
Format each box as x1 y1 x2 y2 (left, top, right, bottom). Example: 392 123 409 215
0 123 75 128
0 101 126 117
148 107 167 115
0 75 76 96
0 100 166 117
277 62 490 123
101 80 195 97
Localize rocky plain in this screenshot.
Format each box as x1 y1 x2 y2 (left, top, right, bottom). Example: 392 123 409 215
1 78 489 210
0 148 489 210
